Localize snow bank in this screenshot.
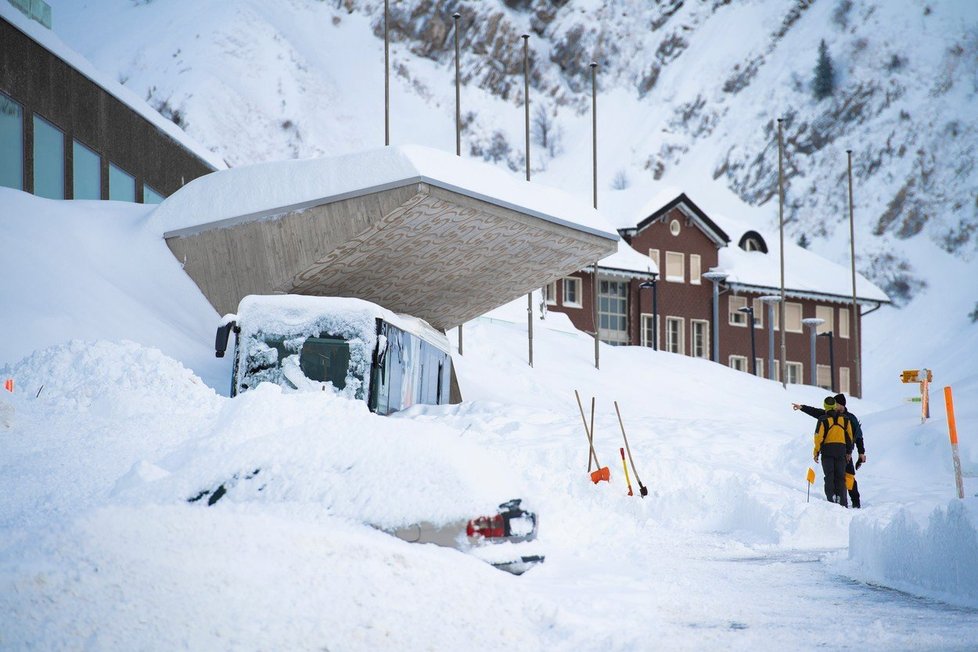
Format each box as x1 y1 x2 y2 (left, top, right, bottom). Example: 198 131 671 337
847 499 978 609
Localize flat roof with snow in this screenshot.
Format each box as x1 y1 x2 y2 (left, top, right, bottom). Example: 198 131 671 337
158 146 619 329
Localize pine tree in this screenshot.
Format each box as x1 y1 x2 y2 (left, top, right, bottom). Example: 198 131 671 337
813 39 835 100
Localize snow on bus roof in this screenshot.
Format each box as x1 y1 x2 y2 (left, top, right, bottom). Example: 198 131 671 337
151 145 620 242
233 295 449 353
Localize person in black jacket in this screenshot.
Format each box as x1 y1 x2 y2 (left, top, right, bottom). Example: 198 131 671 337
793 393 866 507
798 396 854 506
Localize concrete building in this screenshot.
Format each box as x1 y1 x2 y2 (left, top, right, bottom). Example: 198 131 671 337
0 2 223 203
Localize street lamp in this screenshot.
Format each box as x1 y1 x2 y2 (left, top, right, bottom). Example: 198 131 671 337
759 295 781 380
802 317 825 386
738 305 757 376
702 270 727 363
818 330 835 392
639 272 659 351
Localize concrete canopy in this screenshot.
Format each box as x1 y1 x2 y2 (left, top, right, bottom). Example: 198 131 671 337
158 146 618 330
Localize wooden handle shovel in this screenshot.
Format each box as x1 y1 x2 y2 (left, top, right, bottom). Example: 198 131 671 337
574 390 610 483
614 401 648 497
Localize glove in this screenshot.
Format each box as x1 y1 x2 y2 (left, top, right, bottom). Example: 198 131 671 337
813 453 819 463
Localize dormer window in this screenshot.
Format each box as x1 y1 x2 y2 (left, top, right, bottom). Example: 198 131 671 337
738 230 769 253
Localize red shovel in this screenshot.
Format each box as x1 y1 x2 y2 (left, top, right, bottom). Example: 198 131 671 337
575 390 610 483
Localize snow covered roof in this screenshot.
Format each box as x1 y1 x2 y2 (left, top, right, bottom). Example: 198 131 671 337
158 145 620 330
153 145 617 240
624 189 889 304
0 4 227 171
713 212 890 304
598 240 658 278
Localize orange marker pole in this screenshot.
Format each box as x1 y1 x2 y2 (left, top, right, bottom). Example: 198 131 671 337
620 448 633 496
806 467 816 503
944 386 965 499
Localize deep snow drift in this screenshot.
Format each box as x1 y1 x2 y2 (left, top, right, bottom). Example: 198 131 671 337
1 190 977 649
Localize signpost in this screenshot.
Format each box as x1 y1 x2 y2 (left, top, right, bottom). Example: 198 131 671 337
901 368 932 423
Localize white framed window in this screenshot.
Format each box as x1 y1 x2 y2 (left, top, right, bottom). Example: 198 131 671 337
755 358 764 376
598 280 629 345
690 254 702 285
544 281 557 306
562 277 582 308
729 295 748 326
729 355 748 372
785 302 803 333
691 319 709 359
665 251 685 283
648 248 660 272
666 316 685 354
669 219 681 236
817 364 832 390
752 298 764 328
641 313 658 349
785 361 803 385
839 307 850 339
816 305 833 335
840 367 851 394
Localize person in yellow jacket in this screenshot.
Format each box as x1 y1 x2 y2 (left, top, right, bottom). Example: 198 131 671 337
812 396 854 507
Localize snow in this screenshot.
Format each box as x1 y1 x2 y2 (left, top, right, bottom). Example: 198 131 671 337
153 145 619 243
2 189 978 649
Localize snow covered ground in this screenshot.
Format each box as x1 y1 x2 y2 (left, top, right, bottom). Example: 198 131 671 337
1 188 977 649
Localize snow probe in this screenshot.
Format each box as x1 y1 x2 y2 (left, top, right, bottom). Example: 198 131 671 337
574 390 610 484
806 467 816 502
619 448 633 496
614 401 648 497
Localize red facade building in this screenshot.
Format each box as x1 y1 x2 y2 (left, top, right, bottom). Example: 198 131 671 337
546 193 889 397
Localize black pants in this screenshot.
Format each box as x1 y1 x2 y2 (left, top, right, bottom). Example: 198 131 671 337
846 458 861 508
821 450 848 507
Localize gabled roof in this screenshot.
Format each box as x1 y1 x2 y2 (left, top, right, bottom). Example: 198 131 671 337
633 192 731 248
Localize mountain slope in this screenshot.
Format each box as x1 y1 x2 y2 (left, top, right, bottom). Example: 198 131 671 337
44 0 978 307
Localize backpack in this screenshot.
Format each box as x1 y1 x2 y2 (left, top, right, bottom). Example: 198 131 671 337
823 414 851 446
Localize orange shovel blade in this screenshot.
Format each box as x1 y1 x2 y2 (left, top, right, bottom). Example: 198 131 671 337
590 466 611 484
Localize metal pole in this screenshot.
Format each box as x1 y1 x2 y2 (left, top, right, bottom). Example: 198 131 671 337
384 0 390 146
521 34 533 367
711 280 720 362
749 310 757 375
652 279 658 352
703 272 726 363
847 150 861 397
454 11 461 354
809 327 817 385
593 262 600 370
590 62 599 370
522 34 530 182
777 117 786 388
827 332 835 392
590 61 598 210
454 12 461 157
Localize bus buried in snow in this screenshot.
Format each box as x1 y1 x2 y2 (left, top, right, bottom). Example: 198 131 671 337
215 295 452 415
212 294 544 574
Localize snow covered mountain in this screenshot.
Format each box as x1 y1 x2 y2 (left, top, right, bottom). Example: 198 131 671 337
46 0 978 308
